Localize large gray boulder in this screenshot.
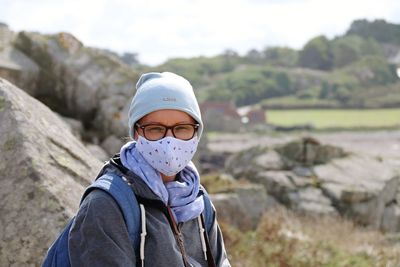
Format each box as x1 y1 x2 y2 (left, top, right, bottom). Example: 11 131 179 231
0 78 102 266
211 183 268 230
14 31 139 139
315 156 400 231
0 25 39 94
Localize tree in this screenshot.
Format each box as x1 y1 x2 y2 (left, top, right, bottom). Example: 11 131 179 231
245 49 263 64
346 19 400 45
263 46 298 67
299 35 333 70
120 52 140 67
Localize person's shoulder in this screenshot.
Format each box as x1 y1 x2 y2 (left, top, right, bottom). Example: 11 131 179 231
81 188 119 211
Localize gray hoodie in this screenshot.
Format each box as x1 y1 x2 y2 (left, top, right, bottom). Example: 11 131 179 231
68 156 231 267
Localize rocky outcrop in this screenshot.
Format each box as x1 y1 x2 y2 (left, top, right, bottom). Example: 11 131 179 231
0 24 39 94
226 137 400 232
0 79 102 266
13 31 139 140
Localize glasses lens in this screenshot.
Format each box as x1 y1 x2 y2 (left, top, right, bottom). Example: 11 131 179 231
143 125 166 141
173 124 196 140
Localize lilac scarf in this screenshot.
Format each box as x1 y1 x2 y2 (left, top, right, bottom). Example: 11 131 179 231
119 141 204 223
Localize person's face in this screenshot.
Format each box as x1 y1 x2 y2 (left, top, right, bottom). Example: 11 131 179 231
134 109 196 140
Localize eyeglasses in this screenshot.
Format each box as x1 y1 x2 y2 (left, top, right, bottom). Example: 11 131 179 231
135 123 199 141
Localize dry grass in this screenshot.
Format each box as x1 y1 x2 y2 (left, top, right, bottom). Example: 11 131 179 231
220 208 400 267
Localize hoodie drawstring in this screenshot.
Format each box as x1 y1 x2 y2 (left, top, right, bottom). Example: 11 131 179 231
197 215 208 261
140 204 147 267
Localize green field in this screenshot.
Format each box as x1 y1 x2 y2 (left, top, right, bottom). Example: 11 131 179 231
267 108 400 129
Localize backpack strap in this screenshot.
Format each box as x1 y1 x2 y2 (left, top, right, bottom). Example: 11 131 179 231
81 173 141 254
200 187 214 234
198 188 217 267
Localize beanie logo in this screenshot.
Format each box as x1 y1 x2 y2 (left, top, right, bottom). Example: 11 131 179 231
162 97 177 102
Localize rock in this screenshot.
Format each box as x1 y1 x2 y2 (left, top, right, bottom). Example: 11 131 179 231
353 175 400 232
101 135 125 156
0 23 14 49
381 202 400 233
234 184 268 228
287 171 316 188
252 171 295 205
210 183 269 230
0 78 102 266
225 137 400 232
60 115 84 140
85 144 109 162
0 25 39 94
196 134 231 173
292 166 314 177
287 187 338 215
254 149 284 170
315 155 397 196
211 193 250 229
14 31 139 139
275 137 347 167
225 146 283 178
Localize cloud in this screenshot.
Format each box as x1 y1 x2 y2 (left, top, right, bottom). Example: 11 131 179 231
0 0 399 65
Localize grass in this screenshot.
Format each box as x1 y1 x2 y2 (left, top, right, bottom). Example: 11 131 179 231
267 108 400 129
221 208 400 267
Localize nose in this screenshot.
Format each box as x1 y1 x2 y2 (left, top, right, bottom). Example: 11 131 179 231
165 128 174 137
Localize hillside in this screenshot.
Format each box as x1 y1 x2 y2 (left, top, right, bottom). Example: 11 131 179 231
147 19 400 109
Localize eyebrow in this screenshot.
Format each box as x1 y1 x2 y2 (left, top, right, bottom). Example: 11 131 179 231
139 120 195 125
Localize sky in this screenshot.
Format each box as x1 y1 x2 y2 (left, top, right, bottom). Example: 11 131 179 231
1 0 399 65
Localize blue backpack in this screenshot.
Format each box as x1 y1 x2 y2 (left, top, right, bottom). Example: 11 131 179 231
41 171 214 267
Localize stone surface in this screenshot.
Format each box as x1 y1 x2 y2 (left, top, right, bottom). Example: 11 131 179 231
254 149 284 170
381 202 400 233
234 184 268 228
315 156 400 229
287 187 337 215
210 184 269 230
101 135 125 156
0 25 39 94
225 138 400 232
275 137 347 167
225 146 280 178
85 144 109 162
14 31 139 139
61 115 84 140
253 171 295 204
0 78 102 266
211 193 249 229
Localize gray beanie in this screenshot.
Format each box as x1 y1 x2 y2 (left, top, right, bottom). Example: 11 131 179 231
128 72 203 139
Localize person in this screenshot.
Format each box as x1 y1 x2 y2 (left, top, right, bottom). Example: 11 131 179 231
68 72 231 267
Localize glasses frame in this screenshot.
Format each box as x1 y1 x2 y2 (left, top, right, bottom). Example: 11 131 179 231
135 123 200 141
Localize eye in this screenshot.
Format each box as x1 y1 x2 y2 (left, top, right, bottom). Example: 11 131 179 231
174 125 192 132
146 125 165 133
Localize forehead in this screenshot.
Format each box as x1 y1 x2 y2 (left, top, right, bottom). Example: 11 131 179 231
139 109 195 124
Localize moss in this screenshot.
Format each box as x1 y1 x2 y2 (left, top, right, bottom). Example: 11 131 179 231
0 96 5 111
3 137 17 151
201 173 248 194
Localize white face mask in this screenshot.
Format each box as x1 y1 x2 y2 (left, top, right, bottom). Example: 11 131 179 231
136 135 199 176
